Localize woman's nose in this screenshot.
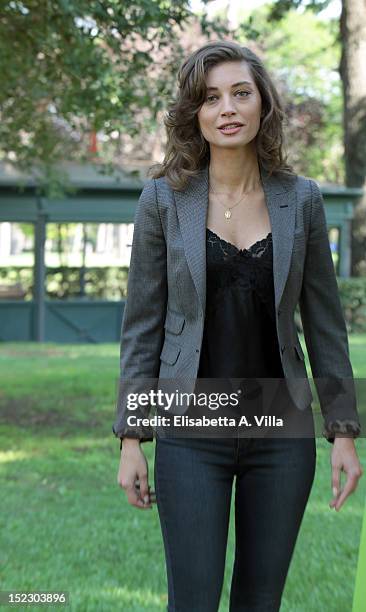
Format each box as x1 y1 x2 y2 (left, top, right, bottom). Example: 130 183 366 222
219 93 237 111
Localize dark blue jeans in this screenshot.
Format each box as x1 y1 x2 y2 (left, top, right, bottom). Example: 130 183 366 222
154 419 316 611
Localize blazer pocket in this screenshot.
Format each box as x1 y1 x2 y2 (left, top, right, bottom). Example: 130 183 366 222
164 308 185 335
294 343 305 361
160 339 181 365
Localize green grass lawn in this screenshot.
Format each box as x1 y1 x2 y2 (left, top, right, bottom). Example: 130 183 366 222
0 339 365 612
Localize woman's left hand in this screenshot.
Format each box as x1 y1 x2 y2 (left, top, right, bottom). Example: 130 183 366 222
329 437 363 511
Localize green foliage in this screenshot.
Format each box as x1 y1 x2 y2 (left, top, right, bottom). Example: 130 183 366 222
337 277 366 334
268 0 333 22
0 0 351 187
237 3 344 182
0 0 228 193
293 277 366 334
0 265 129 300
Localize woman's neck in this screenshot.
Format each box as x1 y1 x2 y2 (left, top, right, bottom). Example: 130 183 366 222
208 146 261 194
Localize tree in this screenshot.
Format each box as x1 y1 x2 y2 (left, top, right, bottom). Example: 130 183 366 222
339 0 366 275
0 0 227 194
236 3 344 182
268 0 366 275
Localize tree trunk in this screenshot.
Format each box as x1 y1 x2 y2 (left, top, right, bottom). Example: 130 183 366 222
339 0 366 276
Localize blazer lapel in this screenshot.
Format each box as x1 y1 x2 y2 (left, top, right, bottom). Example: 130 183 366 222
259 165 298 311
174 167 209 315
174 163 297 316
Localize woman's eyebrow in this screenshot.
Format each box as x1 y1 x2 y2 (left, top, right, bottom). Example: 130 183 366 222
206 81 253 91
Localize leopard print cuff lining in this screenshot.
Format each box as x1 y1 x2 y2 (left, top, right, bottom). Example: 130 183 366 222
323 419 361 441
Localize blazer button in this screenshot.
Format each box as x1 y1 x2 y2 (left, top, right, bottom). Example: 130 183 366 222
278 308 282 316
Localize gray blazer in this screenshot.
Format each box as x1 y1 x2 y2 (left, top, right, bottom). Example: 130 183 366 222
112 163 361 443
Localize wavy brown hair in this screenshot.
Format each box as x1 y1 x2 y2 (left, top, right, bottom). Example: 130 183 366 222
149 40 295 191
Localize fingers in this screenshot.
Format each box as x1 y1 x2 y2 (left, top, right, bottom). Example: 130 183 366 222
330 467 363 511
135 480 156 504
118 472 154 510
329 465 341 509
117 446 154 510
138 473 151 507
132 482 153 510
126 483 147 509
332 473 359 511
120 479 153 510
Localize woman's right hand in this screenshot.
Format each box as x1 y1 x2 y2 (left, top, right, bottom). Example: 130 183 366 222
117 438 154 510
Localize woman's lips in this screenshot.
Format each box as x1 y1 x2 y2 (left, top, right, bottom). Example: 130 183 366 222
218 125 243 135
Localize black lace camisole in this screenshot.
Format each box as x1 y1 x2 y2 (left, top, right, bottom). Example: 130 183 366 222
197 227 285 379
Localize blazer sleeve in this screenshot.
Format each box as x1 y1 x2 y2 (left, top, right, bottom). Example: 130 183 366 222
299 179 361 444
112 178 167 443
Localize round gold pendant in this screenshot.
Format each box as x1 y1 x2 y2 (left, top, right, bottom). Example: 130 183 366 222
225 210 231 219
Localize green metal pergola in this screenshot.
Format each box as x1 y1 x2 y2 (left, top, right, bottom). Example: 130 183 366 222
0 162 144 342
0 162 363 343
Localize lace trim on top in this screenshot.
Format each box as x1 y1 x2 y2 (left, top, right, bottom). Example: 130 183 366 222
206 228 272 259
205 227 275 320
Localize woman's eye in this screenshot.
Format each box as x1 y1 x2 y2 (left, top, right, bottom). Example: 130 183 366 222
205 91 250 102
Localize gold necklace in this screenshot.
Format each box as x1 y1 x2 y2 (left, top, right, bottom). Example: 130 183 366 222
209 178 261 220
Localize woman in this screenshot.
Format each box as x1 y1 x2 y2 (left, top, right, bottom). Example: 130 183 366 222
113 41 363 611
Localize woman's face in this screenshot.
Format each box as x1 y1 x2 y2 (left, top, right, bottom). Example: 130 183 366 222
197 60 262 151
